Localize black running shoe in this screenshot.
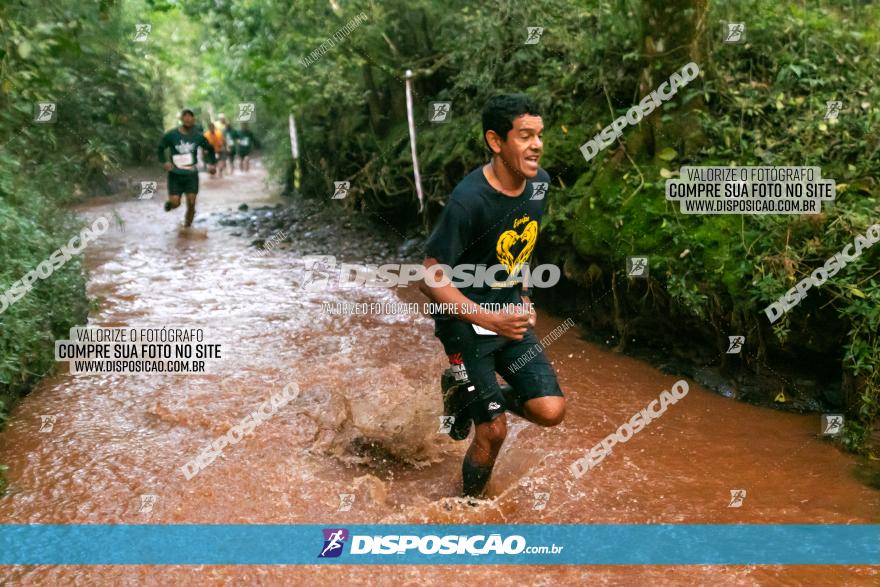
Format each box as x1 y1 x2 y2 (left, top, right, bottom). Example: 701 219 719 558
164 201 173 212
441 367 473 441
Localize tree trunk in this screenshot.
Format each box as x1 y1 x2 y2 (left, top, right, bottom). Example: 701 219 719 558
639 0 708 158
362 63 382 132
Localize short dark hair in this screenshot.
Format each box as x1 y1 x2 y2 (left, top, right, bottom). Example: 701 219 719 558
481 94 541 150
181 109 195 117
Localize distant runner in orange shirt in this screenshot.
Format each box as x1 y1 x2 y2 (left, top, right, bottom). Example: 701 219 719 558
204 122 226 178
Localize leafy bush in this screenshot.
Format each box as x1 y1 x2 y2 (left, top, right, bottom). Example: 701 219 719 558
0 1 164 435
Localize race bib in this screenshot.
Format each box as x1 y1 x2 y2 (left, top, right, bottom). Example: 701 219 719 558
238 137 250 147
472 324 498 336
172 152 194 167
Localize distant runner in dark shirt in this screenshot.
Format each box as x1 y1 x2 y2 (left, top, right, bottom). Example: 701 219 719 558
236 122 257 173
223 118 238 173
157 108 216 227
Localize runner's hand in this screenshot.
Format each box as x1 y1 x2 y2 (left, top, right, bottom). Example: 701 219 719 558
163 162 173 172
485 311 530 341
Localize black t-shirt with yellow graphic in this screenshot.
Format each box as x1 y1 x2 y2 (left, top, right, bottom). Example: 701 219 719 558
425 165 551 320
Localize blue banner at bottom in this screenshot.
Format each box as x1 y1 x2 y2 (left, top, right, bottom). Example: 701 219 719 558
0 524 877 565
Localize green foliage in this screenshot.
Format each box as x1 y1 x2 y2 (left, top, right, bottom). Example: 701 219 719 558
547 0 880 450
0 0 164 435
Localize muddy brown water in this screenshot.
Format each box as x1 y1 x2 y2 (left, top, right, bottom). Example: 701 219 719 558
0 165 877 585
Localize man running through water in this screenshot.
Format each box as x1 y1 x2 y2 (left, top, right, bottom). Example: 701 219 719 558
420 94 565 498
158 109 216 227
236 122 257 172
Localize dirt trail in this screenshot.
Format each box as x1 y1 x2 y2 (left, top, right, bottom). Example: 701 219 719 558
0 164 877 585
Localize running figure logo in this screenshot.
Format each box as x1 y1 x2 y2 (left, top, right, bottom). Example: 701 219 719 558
430 102 452 123
723 23 745 43
821 414 844 436
532 492 550 511
438 415 455 433
34 102 57 123
728 489 746 508
627 256 649 279
238 102 256 122
726 336 745 354
337 493 355 512
133 24 151 42
332 181 350 200
139 181 157 200
39 414 57 432
530 182 548 201
295 255 337 290
318 528 349 558
139 494 158 513
824 101 842 120
525 27 544 45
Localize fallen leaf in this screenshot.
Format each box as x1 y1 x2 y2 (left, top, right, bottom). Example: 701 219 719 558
657 147 677 161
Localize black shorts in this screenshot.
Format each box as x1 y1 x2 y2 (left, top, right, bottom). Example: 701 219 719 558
434 319 563 426
168 172 199 196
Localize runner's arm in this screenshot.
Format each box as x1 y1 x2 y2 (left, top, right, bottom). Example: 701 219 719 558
419 257 529 340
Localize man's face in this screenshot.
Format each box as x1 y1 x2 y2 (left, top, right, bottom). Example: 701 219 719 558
496 114 544 179
181 113 195 129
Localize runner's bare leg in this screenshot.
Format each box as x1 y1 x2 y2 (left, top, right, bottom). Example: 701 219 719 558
184 193 197 227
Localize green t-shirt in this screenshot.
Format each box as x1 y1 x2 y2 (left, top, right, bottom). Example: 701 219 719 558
237 129 256 153
224 128 238 152
158 127 215 175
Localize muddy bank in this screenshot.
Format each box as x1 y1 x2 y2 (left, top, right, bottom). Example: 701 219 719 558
213 197 423 265
530 260 860 420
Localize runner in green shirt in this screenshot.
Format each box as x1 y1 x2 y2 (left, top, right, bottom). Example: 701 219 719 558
157 109 216 227
236 123 258 172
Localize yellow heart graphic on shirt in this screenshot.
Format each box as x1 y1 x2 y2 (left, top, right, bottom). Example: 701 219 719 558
496 220 538 275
